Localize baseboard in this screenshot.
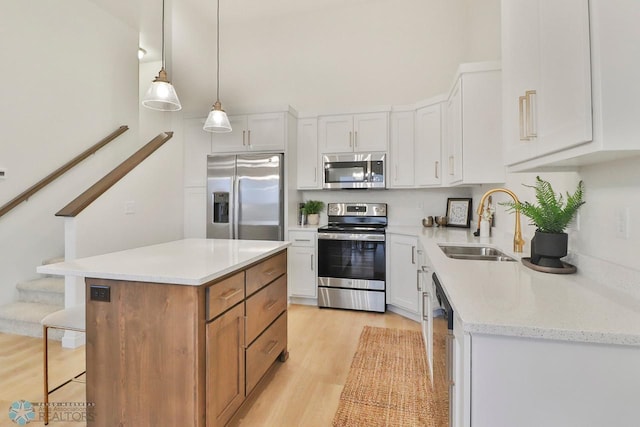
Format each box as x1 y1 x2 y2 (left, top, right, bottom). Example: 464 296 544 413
288 296 317 306
386 304 420 323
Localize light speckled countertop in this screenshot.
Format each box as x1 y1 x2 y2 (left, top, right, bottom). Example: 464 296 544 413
37 238 290 286
387 226 640 346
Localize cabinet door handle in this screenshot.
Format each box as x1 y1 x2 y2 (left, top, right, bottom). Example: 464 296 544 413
354 131 358 147
310 254 314 271
349 131 353 147
435 161 439 179
525 90 537 138
519 95 530 141
314 166 317 183
395 164 398 180
218 288 242 300
242 130 246 146
422 292 429 321
416 269 421 291
263 339 279 355
247 129 251 147
411 245 416 264
448 155 454 175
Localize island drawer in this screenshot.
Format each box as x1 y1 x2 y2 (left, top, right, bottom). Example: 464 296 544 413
245 275 287 344
207 271 245 320
246 251 287 297
246 311 287 395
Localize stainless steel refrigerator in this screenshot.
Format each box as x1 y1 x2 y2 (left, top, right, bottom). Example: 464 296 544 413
206 153 284 241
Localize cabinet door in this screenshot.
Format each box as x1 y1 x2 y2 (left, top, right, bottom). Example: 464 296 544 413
388 111 415 188
387 234 419 315
211 115 248 153
318 115 353 153
353 112 389 152
536 0 592 155
446 80 463 184
296 119 320 189
415 104 442 187
206 303 245 427
247 112 286 151
287 246 316 298
184 118 212 187
502 0 592 166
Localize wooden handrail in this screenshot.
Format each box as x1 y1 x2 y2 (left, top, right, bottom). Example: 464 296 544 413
56 132 174 218
0 125 129 219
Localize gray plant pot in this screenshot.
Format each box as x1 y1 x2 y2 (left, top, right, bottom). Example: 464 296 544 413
530 231 568 269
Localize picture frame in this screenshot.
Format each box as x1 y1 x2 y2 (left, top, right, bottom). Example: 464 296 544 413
446 198 472 228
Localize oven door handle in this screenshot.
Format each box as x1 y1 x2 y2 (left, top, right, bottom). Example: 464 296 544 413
317 232 385 242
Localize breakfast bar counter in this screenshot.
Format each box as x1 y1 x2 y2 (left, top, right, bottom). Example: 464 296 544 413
38 238 291 427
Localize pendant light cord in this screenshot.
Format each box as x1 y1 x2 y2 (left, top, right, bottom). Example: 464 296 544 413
216 0 221 102
161 0 166 70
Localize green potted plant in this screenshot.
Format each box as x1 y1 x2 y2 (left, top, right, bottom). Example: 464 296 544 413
302 200 325 225
503 176 585 269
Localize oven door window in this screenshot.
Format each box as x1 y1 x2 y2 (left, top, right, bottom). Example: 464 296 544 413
317 238 385 281
325 162 367 183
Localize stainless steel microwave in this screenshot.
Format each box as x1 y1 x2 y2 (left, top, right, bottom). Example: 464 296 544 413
322 153 386 189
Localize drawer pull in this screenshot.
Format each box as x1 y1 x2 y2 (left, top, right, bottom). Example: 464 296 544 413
217 288 242 300
294 239 311 242
265 300 278 311
263 339 279 355
264 268 276 276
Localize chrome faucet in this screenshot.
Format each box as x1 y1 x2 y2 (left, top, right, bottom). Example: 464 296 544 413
477 188 525 253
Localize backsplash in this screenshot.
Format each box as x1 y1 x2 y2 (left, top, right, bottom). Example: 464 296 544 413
300 187 471 226
472 155 640 288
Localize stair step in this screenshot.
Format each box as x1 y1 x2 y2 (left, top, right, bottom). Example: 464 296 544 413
0 302 65 339
17 277 65 306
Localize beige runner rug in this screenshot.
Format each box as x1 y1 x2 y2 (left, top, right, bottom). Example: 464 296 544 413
333 326 447 427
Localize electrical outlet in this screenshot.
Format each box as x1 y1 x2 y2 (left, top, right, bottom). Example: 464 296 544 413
90 285 111 302
0 168 6 179
615 207 630 240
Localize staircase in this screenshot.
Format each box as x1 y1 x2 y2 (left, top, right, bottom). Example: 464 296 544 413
0 257 65 339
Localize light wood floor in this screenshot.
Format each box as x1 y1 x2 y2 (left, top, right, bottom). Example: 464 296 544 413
0 304 424 427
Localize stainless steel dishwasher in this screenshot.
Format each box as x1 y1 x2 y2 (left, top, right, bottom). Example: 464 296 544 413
433 273 454 427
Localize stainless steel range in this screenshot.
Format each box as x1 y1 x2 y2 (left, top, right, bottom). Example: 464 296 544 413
317 203 387 313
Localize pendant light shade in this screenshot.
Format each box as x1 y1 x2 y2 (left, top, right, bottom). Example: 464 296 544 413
204 0 231 133
142 0 182 112
204 101 232 132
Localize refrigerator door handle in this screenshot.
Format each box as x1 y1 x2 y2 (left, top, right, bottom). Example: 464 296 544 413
233 175 240 239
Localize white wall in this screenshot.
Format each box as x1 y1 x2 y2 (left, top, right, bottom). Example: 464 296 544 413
173 0 470 116
462 0 501 63
0 2 184 306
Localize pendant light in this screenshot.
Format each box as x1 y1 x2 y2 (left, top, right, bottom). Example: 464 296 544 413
142 0 182 111
203 0 232 132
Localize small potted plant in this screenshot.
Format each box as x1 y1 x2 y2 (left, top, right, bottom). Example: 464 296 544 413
302 200 325 225
503 176 585 269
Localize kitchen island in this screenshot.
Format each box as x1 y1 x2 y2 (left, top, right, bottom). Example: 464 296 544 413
38 238 290 427
387 226 640 427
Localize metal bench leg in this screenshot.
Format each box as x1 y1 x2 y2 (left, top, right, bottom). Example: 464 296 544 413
43 325 49 425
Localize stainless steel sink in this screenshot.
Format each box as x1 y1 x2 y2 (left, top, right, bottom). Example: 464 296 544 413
438 245 516 262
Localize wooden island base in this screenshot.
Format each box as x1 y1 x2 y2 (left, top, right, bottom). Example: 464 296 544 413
85 250 288 427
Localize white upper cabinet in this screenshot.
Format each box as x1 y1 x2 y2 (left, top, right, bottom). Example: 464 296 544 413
503 0 640 170
503 0 592 166
318 112 388 153
296 118 320 189
388 110 415 188
212 112 286 153
415 102 443 187
444 63 505 186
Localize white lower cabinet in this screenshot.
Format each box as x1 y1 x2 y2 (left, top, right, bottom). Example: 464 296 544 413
387 233 419 319
286 230 317 301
